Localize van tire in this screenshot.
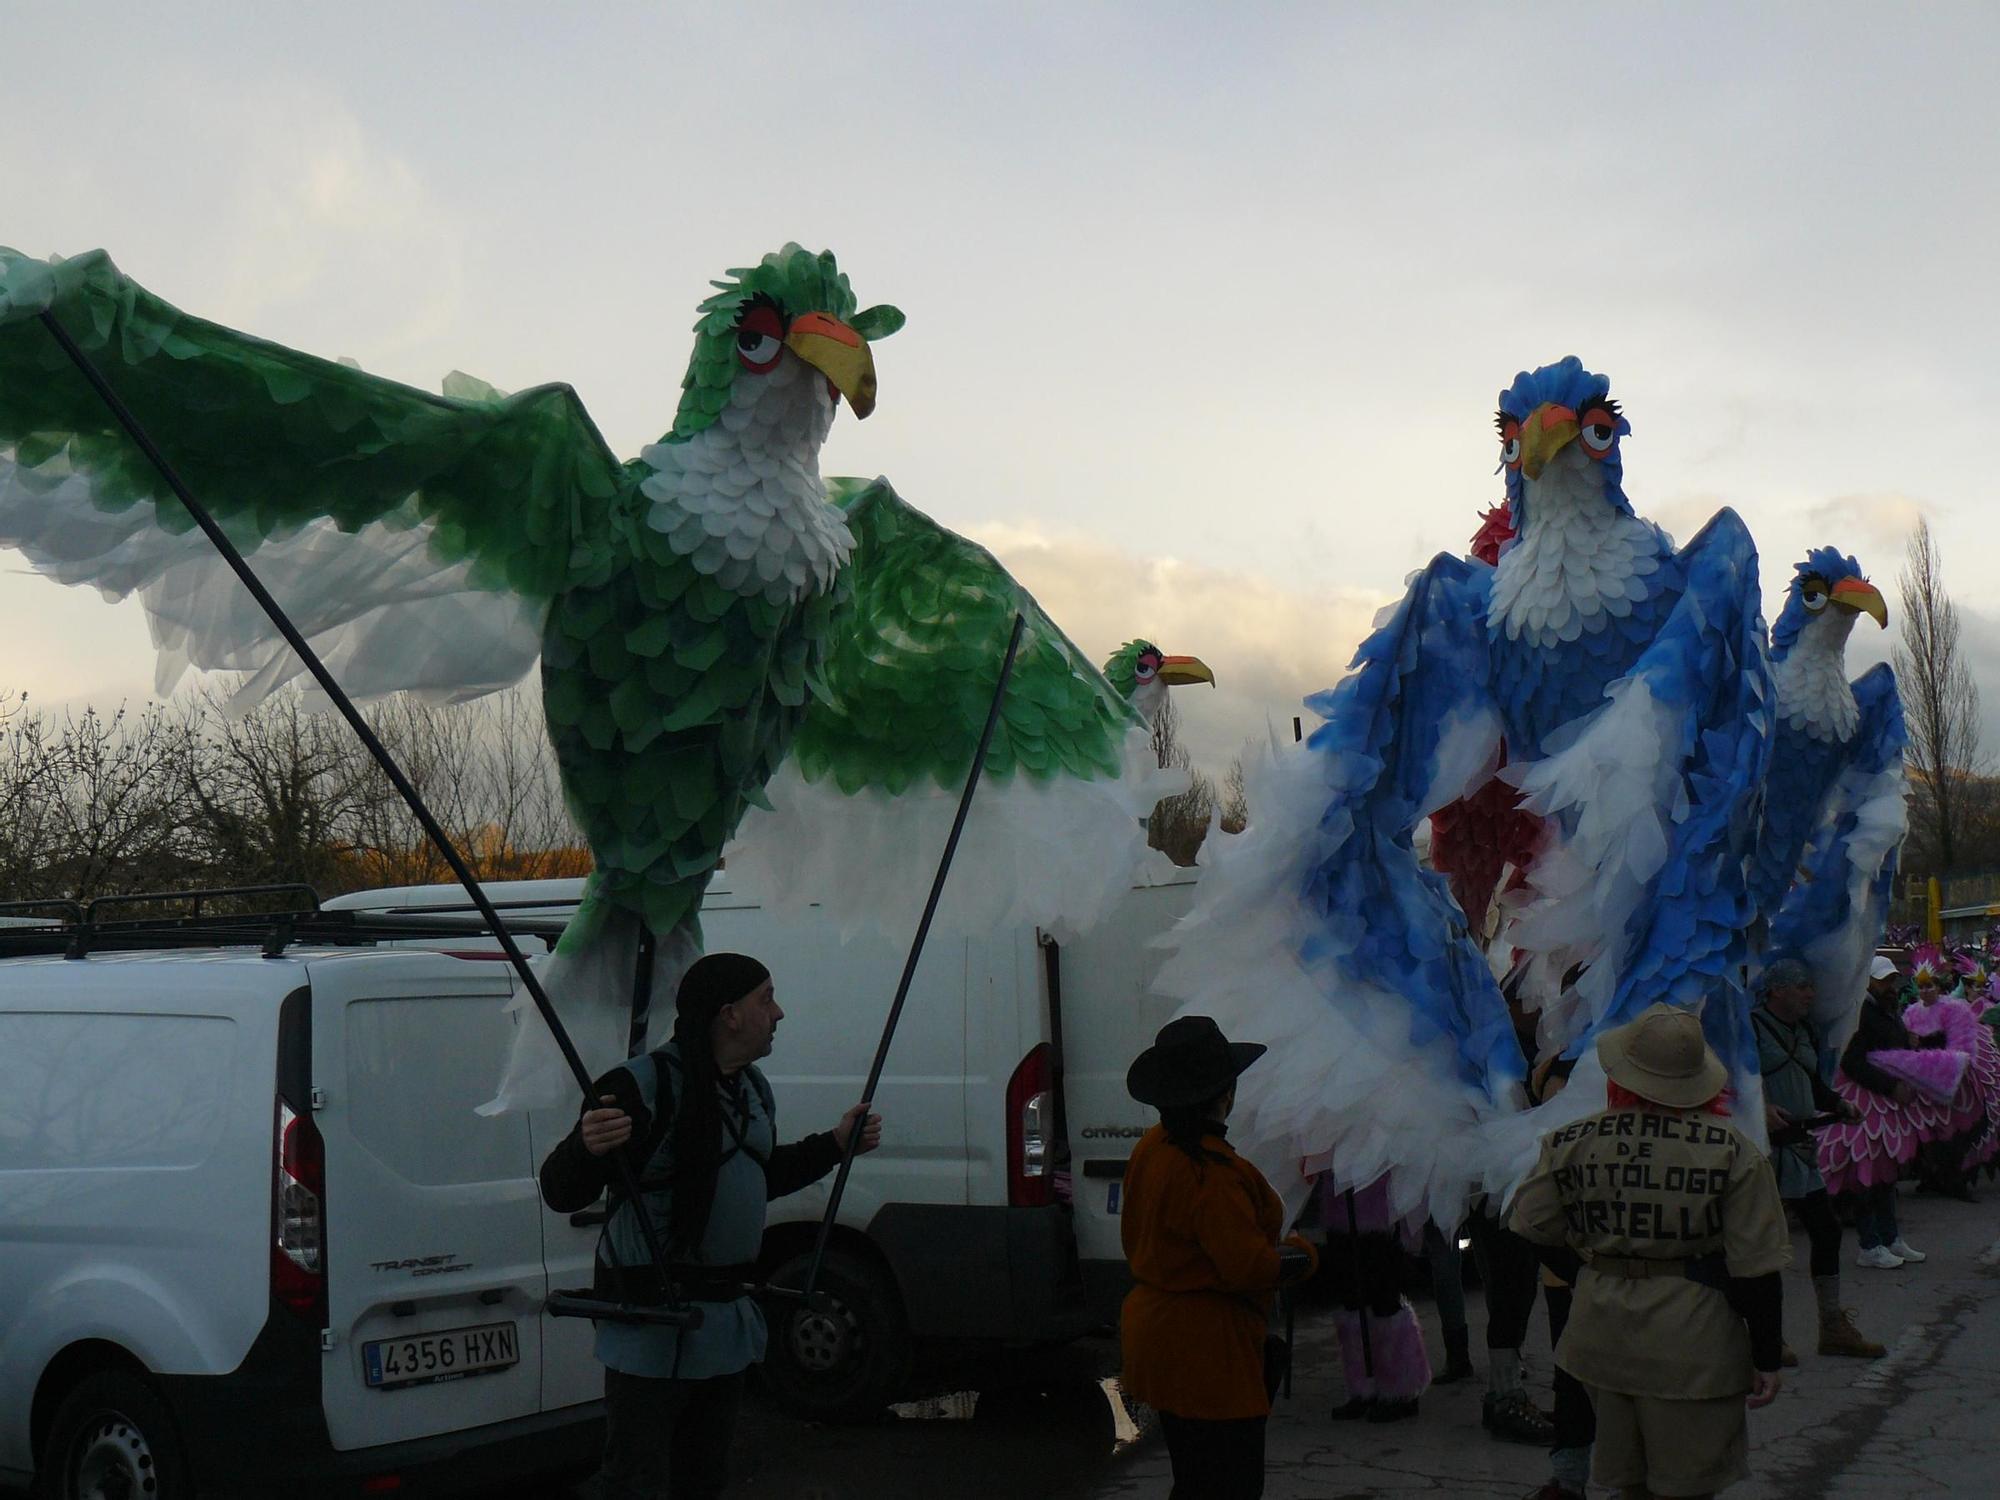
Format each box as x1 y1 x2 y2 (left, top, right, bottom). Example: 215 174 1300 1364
37 1369 191 1500
758 1249 912 1421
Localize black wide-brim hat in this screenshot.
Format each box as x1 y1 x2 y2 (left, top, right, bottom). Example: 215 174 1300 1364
1127 1015 1267 1108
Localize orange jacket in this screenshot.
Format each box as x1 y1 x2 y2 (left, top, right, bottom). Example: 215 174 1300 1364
1118 1123 1317 1419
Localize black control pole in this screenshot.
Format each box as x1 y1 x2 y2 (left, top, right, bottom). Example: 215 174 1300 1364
38 310 695 1326
798 612 1028 1303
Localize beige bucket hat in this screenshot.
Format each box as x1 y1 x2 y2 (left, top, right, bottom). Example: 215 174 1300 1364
1595 1002 1728 1109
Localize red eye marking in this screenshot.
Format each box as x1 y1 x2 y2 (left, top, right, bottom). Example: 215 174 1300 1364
734 304 785 374
1578 405 1618 459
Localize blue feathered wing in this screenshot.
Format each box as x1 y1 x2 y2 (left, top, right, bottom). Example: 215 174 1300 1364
1768 663 1908 1052
1500 510 1774 1105
1155 552 1522 1225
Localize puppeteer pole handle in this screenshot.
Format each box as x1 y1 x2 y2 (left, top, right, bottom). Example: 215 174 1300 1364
798 612 1029 1304
37 309 697 1326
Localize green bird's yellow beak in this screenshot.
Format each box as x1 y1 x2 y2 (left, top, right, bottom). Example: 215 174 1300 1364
785 312 878 419
1830 576 1888 628
1519 403 1580 480
1157 655 1216 687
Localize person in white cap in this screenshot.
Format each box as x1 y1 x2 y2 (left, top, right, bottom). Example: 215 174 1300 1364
1509 1003 1791 1500
1841 956 1928 1267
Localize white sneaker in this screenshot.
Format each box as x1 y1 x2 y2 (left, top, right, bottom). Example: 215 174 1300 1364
1887 1239 1926 1263
1856 1245 1905 1269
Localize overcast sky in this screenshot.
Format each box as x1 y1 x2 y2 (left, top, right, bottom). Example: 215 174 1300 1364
4 2 1996 766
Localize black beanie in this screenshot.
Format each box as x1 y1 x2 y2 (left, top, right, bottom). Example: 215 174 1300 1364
676 953 770 1028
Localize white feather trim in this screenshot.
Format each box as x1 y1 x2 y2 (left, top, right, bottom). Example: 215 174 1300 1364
1497 678 1683 1051
723 726 1184 939
1153 736 1506 1228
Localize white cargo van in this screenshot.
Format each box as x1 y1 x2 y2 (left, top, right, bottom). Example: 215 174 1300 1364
324 868 1196 1421
0 894 594 1500
0 867 1190 1494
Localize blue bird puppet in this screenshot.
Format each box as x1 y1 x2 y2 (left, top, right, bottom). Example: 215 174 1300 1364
1158 358 1773 1221
1754 549 1907 1050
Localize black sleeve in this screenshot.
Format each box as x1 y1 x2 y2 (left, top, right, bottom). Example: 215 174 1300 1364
1841 1011 1900 1097
537 1065 651 1214
765 1131 845 1200
1532 1242 1584 1285
1723 1270 1784 1372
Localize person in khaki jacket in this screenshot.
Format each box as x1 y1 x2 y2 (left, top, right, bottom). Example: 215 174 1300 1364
1509 1004 1790 1499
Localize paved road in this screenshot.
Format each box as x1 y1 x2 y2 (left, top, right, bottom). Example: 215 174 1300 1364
1087 1183 2000 1499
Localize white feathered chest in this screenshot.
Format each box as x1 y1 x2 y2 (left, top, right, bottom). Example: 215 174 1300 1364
1774 616 1860 744
1487 449 1667 650
638 356 854 606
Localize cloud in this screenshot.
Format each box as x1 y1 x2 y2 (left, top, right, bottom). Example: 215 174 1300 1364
965 521 1397 766
1798 492 1928 570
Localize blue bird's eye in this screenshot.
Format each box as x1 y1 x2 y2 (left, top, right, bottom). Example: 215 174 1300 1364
1579 406 1618 457
1801 581 1829 612
1499 418 1522 470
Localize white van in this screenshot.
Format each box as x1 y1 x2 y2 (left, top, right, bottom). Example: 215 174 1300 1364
325 869 1197 1421
0 869 1190 1495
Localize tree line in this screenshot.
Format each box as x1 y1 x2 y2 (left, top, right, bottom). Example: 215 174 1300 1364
0 684 585 908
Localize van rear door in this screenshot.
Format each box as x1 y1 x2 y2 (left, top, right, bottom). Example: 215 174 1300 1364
308 952 547 1450
1050 875 1199 1272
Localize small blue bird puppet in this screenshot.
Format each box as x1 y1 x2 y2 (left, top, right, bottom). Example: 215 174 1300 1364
1158 358 1774 1223
1753 549 1907 1050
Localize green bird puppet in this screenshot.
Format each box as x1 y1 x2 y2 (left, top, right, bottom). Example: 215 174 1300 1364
0 245 1178 1105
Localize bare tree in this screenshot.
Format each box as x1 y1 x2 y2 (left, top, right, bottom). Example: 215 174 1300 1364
1896 519 1983 873
1145 695 1216 866
1218 753 1249 835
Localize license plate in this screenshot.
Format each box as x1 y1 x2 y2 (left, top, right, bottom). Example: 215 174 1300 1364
1106 1181 1122 1215
363 1321 518 1390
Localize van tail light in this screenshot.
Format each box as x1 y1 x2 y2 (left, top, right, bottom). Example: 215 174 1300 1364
274 1097 327 1324
1006 1043 1054 1208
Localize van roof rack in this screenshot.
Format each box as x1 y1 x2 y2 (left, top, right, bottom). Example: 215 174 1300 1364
0 883 570 961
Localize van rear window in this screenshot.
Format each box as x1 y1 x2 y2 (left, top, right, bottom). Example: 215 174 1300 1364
343 995 529 1186
0 1013 235 1170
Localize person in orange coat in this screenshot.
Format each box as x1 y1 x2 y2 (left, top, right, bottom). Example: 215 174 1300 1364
1120 1016 1318 1500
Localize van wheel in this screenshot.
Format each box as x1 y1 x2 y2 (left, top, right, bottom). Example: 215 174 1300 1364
758 1249 912 1422
38 1370 190 1500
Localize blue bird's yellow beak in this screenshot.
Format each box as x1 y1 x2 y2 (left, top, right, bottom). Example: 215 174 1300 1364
1519 404 1580 480
1830 576 1888 628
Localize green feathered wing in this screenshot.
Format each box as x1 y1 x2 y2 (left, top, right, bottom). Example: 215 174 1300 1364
727 476 1176 934
0 248 624 607
792 476 1142 790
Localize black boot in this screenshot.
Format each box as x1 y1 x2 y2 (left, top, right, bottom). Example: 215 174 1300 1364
1432 1326 1475 1385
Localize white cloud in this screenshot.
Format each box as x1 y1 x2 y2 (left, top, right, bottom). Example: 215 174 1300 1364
966 521 1395 766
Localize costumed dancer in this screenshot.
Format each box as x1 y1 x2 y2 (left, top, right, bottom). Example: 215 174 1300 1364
1118 1018 1319 1500
1307 1174 1431 1424
1749 960 1882 1360
1903 946 2000 1198
1510 1004 1790 1500
1819 956 1958 1266
1155 358 1773 1252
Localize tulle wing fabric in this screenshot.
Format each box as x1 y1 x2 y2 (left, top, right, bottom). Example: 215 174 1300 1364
724 476 1180 934
1154 552 1518 1227
0 248 625 706
1770 663 1910 1052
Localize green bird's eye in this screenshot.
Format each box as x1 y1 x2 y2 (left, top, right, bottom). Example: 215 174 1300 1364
735 304 785 373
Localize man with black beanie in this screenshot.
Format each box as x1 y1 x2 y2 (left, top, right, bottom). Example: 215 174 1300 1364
540 952 882 1499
